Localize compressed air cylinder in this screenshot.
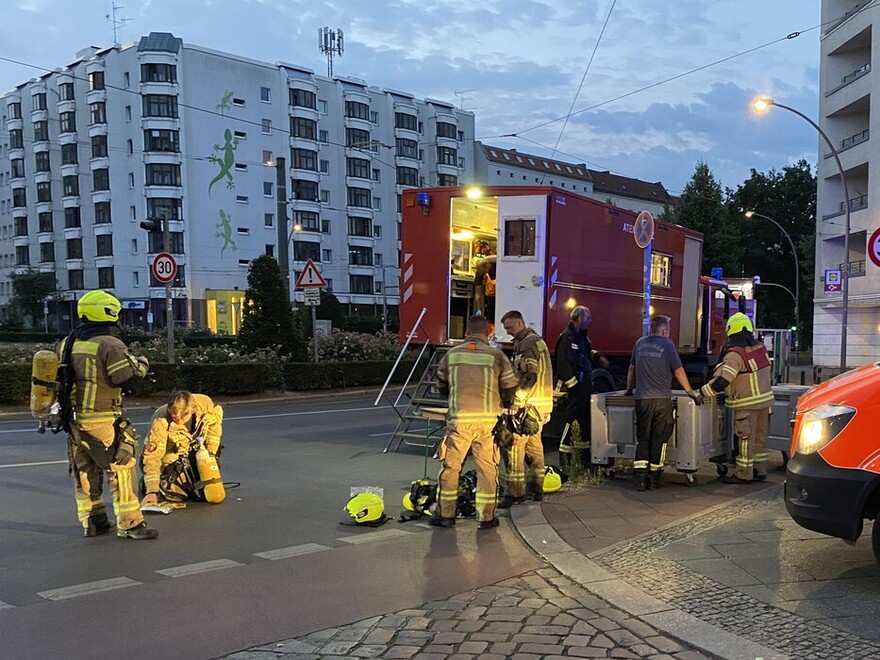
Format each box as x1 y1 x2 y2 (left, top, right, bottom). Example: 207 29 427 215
30 350 59 427
195 443 226 503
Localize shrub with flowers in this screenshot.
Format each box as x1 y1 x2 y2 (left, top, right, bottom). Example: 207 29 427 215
312 330 415 362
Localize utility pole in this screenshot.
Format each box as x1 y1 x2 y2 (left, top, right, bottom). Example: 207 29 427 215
162 208 175 364
275 156 290 300
382 267 388 332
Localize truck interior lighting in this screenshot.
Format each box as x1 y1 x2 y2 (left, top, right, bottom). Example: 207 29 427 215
465 187 483 199
564 297 577 310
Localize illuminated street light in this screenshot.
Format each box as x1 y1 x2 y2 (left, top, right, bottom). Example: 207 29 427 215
744 210 800 363
751 97 851 371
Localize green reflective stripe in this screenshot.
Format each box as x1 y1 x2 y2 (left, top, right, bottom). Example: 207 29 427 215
82 356 97 413
76 411 117 423
633 460 649 470
718 364 738 380
474 493 495 503
700 384 719 399
450 411 498 424
72 341 99 356
448 352 495 367
726 392 774 408
659 442 668 465
107 357 132 376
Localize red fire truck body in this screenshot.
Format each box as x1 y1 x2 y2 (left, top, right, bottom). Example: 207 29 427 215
399 185 734 366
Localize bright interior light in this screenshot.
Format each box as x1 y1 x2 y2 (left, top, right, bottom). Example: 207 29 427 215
752 98 773 114
465 187 483 199
451 229 474 240
564 297 577 310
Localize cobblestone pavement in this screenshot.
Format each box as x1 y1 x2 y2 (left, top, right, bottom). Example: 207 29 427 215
218 567 707 660
592 484 880 660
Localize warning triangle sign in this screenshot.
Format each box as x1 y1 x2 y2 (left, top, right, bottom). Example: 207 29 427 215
295 259 327 288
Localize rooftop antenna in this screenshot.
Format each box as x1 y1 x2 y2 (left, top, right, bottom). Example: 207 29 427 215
106 1 132 46
454 89 474 110
318 27 344 77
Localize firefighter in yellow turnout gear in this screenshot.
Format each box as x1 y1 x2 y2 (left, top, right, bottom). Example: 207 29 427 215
499 310 554 507
140 391 224 505
431 315 519 529
700 313 775 484
60 290 157 539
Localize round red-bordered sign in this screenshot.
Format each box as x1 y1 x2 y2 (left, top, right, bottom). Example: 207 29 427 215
869 227 880 268
633 211 655 249
151 252 177 283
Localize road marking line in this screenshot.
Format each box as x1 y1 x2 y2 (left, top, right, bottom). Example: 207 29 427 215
337 528 412 544
254 543 331 560
227 405 390 422
0 600 14 609
38 577 140 601
155 558 243 578
0 459 68 469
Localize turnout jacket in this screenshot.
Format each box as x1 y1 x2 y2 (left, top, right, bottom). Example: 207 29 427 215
141 394 224 495
700 342 774 410
436 334 518 425
57 326 148 426
511 327 554 415
553 323 599 391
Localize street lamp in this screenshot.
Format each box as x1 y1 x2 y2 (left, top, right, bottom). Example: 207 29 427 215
744 210 800 363
752 97 851 371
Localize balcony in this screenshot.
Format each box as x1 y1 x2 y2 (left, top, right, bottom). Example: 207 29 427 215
822 193 868 219
826 128 869 157
841 259 866 277
825 1 872 35
827 63 871 96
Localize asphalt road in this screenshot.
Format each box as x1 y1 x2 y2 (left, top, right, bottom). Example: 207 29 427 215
0 392 541 659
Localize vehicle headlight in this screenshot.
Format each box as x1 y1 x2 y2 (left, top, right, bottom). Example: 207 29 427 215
795 404 856 455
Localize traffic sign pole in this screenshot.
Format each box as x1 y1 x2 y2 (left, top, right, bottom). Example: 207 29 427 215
633 211 655 336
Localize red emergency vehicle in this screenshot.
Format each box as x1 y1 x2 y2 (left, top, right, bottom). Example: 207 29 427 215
399 185 736 379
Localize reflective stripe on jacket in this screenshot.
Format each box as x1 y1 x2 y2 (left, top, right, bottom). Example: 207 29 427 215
701 344 774 410
513 328 554 415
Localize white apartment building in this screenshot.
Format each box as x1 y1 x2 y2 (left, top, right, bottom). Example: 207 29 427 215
0 32 474 332
816 1 880 367
473 142 675 218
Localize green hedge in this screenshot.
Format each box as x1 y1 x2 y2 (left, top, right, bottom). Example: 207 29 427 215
282 360 418 390
0 364 30 404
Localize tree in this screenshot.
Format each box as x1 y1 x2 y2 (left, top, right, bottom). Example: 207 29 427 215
238 255 306 359
10 269 57 329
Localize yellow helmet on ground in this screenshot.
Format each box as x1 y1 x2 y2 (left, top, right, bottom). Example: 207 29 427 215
725 312 753 336
402 479 437 515
543 466 563 493
341 492 386 526
78 290 122 323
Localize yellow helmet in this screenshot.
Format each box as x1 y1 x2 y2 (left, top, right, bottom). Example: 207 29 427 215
78 290 121 323
341 492 386 526
725 312 753 336
543 465 563 493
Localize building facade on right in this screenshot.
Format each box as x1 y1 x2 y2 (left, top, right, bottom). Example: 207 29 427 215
816 2 877 367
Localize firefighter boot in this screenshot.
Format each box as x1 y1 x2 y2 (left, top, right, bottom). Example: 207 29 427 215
84 514 116 538
635 471 648 492
117 521 159 540
428 515 456 528
498 495 527 509
649 471 662 490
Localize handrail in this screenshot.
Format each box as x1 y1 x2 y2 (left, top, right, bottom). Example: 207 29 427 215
374 306 426 406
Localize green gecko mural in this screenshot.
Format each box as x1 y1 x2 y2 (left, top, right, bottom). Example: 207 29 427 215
216 91 234 114
208 128 238 193
216 209 237 256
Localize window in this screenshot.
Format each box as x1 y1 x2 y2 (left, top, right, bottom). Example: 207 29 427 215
37 181 52 202
124 72 130 88
348 216 372 237
9 128 23 149
34 150 50 173
291 148 317 171
374 253 383 267
235 163 248 172
146 198 180 221
347 187 371 208
147 231 184 254
263 182 273 197
395 113 418 131
346 128 370 148
321 248 331 262
346 157 371 179
127 139 133 154
260 86 271 102
370 111 379 124
143 95 177 118
66 238 83 259
125 105 132 122
372 197 382 211
38 212 53 232
397 167 418 187
63 175 79 197
293 240 321 262
92 168 110 191
264 213 274 227
34 120 49 141
94 202 111 224
290 117 317 140
321 190 330 204
145 163 181 186
89 102 106 124
10 158 24 178
295 210 319 231
438 146 457 166
265 244 274 257
350 275 373 294
141 63 177 83
319 159 329 174
374 225 383 239
263 150 273 166
395 138 418 159
96 234 113 256
32 92 47 110
12 187 27 207
318 99 328 113
15 246 30 266
289 88 316 108
60 111 76 133
68 269 84 289
651 253 672 288
236 195 249 203
318 130 329 144
62 143 78 165
97 267 114 289
261 118 272 135
322 218 331 234
133 271 139 287
438 174 458 187
14 217 28 236
128 172 135 188
144 129 179 152
291 179 318 202
372 169 380 182
345 101 370 120
88 71 105 91
503 217 537 257
91 134 108 158
437 122 456 139
59 82 75 100
65 207 82 228
232 97 245 107
234 130 247 140
130 205 137 220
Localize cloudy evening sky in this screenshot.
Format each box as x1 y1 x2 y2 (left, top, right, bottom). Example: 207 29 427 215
1 0 822 195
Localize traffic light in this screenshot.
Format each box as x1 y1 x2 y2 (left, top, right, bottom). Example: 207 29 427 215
139 218 161 232
790 324 797 332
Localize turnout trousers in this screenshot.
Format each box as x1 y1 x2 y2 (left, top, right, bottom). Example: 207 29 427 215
69 423 144 533
503 428 545 498
634 398 675 473
559 380 592 474
438 423 499 522
733 408 770 481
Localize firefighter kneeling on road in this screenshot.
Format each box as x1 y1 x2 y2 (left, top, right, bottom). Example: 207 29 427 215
140 391 226 506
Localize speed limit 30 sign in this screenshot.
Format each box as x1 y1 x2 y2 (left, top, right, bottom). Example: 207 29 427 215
152 252 177 284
